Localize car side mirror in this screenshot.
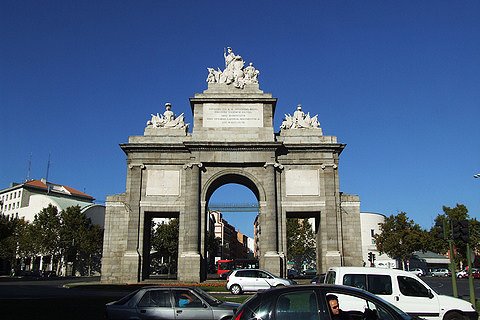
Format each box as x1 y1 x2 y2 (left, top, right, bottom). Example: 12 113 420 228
428 289 434 299
203 303 208 308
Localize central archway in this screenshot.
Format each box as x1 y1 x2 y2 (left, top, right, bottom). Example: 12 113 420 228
200 171 265 280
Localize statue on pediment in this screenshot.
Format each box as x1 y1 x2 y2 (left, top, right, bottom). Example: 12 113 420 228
280 104 321 130
146 103 188 129
206 47 260 89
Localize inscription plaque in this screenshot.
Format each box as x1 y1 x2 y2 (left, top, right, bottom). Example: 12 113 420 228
203 103 263 127
146 169 180 196
285 169 320 196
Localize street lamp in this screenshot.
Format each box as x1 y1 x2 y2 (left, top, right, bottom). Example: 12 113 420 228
474 173 480 179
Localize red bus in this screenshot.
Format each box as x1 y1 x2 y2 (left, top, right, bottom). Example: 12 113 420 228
216 259 259 278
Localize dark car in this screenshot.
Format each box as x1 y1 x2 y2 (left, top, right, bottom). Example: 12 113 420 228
233 284 417 320
310 273 326 284
301 269 318 278
287 269 300 279
105 286 240 320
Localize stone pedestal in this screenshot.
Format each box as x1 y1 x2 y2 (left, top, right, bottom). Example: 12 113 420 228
326 251 342 268
264 252 282 276
122 251 141 283
177 252 201 282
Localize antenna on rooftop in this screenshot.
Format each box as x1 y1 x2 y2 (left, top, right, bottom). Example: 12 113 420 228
26 153 32 182
45 152 51 183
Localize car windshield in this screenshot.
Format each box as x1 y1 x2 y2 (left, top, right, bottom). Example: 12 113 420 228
192 288 222 306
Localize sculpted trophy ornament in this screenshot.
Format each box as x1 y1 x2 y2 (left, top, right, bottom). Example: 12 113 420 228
206 47 260 89
146 103 188 129
280 104 321 130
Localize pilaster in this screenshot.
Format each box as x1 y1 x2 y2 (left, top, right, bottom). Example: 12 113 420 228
177 162 202 282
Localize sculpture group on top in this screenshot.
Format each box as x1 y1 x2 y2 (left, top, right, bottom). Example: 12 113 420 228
146 103 188 129
280 105 321 130
206 47 260 89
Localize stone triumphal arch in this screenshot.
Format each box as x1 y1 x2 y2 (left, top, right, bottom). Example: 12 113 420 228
101 48 363 283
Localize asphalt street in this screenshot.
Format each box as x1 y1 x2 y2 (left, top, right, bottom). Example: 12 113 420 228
0 276 478 320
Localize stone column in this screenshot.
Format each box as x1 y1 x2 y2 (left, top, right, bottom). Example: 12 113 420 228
320 163 341 270
122 163 145 283
262 162 281 276
178 162 201 282
275 163 286 277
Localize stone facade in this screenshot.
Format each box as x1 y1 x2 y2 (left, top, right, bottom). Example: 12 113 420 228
101 55 363 283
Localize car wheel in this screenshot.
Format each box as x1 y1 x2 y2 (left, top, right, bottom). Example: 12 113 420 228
230 284 242 295
443 311 463 320
275 284 285 288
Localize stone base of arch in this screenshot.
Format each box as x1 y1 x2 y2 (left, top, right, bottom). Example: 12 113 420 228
178 252 201 282
325 251 342 268
263 251 283 276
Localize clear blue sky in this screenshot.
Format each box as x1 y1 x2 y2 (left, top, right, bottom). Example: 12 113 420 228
1 1 479 238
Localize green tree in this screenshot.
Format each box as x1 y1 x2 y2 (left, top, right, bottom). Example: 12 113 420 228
59 206 103 276
151 218 179 275
16 219 39 263
33 204 62 273
0 216 40 273
374 212 428 269
286 218 316 272
0 215 18 271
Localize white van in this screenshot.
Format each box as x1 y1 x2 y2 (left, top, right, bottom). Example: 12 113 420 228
325 267 477 320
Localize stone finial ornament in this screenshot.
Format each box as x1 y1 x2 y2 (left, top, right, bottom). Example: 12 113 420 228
146 103 188 129
280 104 321 130
206 47 260 89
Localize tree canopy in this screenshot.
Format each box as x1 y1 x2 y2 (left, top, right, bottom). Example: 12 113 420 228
286 218 316 271
1 205 103 276
374 212 428 269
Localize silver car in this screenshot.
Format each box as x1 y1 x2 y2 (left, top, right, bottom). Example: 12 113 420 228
105 286 240 320
430 268 451 277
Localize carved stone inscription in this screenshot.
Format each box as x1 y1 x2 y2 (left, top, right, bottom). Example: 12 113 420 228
146 169 180 196
203 103 263 128
285 169 320 196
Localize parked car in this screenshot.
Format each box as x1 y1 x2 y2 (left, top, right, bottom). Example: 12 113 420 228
310 273 326 284
287 269 299 279
301 268 317 278
457 268 479 279
233 284 421 320
105 286 240 320
408 268 425 277
430 268 451 277
226 269 295 295
325 266 477 320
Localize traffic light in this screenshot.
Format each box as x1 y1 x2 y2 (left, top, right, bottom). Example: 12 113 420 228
367 252 376 266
